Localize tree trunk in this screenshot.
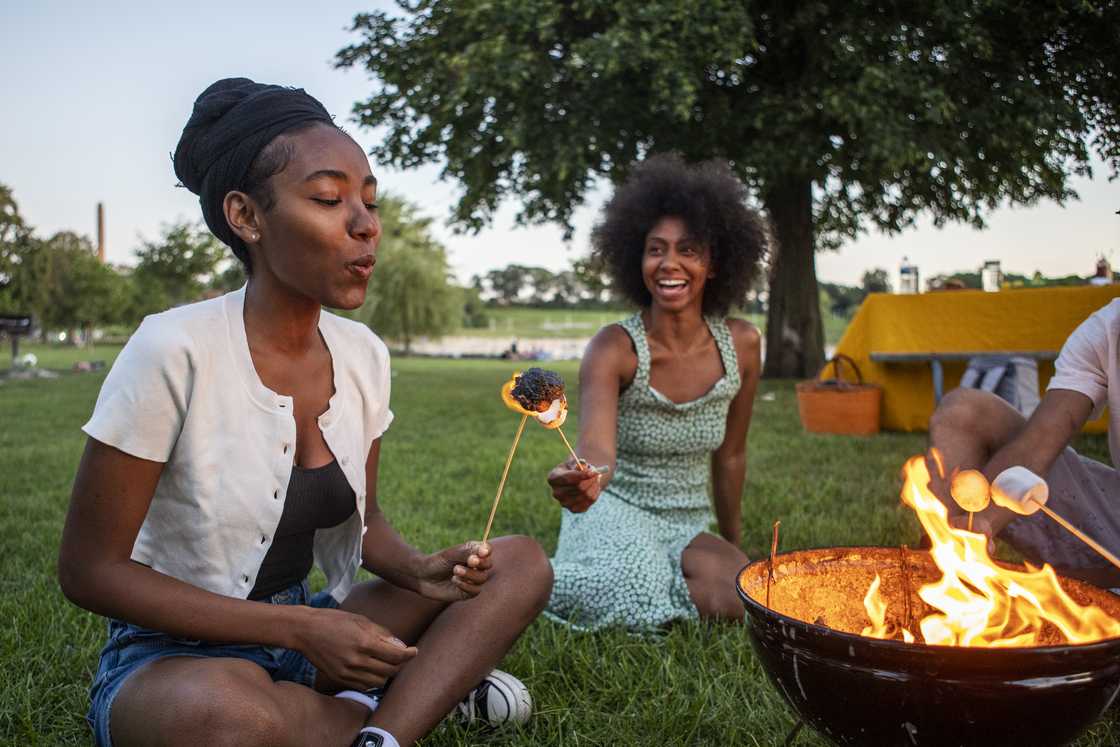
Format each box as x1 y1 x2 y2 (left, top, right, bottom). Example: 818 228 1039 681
762 178 825 379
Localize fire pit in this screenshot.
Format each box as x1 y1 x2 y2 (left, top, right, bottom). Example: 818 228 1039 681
736 455 1120 746
737 547 1120 746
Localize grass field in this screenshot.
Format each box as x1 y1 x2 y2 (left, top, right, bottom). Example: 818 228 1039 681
2 353 1119 745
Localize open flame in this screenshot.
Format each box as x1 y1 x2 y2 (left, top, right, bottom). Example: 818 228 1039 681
862 453 1120 647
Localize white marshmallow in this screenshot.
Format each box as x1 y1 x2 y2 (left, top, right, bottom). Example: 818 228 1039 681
535 398 565 424
991 466 1050 516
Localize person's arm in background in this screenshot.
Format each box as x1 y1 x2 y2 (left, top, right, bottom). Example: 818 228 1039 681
547 325 636 513
969 307 1109 538
709 320 762 547
968 390 1094 537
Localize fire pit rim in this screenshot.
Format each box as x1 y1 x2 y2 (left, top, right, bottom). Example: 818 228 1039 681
736 544 1120 655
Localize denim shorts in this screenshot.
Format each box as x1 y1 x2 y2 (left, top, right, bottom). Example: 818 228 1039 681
87 580 338 747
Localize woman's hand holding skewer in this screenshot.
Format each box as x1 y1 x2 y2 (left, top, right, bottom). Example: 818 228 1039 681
548 457 604 513
412 541 494 601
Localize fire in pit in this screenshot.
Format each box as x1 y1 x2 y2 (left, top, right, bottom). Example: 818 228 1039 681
737 454 1120 746
862 454 1120 647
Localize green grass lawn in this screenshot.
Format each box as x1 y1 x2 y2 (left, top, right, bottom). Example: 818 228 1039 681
457 307 851 346
0 342 123 374
2 357 1118 745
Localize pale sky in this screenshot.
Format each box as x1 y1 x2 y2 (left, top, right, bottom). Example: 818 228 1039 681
3 1 1117 288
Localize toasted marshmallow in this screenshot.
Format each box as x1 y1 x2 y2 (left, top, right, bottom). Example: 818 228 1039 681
536 398 564 424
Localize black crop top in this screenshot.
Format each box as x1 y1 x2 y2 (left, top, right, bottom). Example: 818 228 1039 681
249 459 356 600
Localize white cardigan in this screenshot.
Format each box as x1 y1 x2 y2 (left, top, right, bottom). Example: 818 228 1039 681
83 286 393 602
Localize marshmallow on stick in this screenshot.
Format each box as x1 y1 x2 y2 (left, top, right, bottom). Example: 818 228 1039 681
989 466 1120 573
501 368 588 469
501 368 569 429
483 369 591 544
990 466 1049 516
951 468 992 532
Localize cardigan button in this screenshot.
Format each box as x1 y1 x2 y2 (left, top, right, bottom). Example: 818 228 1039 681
341 456 350 466
242 574 250 583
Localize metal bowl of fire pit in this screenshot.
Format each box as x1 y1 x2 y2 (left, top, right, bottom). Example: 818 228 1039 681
737 547 1120 746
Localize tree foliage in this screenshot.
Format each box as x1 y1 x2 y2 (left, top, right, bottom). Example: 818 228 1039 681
355 195 460 352
338 0 1120 376
472 259 622 308
1 192 231 339
131 221 226 318
0 183 33 309
861 268 892 295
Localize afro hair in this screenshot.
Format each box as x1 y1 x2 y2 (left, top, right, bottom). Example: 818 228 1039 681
591 153 768 316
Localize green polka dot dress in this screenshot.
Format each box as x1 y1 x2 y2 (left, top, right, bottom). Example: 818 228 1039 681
546 313 741 631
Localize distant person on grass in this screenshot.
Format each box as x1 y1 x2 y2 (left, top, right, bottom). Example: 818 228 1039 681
58 78 552 747
929 299 1120 589
545 154 767 631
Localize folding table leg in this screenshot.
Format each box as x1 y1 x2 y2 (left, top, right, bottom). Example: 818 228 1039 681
931 359 944 403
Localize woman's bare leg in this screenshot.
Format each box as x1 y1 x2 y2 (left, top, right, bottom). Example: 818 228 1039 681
110 535 551 747
341 534 553 746
110 656 368 747
682 532 748 621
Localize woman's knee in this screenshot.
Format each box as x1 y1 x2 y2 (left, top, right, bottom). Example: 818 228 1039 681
682 539 748 620
689 573 745 621
491 534 554 608
116 659 287 747
182 666 287 746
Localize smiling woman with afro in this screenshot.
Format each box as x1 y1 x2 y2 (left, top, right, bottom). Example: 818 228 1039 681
544 152 771 633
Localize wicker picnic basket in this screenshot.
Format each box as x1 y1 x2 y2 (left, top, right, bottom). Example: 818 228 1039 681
795 354 882 435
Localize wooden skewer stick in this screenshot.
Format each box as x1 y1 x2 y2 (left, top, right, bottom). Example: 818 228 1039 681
968 512 974 533
1032 500 1120 573
482 414 529 544
899 545 913 633
556 426 586 469
766 520 781 609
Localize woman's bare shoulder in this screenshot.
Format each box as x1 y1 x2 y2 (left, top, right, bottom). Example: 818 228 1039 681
725 316 760 343
582 322 638 382
725 317 762 370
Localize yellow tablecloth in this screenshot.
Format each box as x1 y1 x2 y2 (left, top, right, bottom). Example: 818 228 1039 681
831 285 1120 432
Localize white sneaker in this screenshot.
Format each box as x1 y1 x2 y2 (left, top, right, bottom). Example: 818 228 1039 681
455 669 532 726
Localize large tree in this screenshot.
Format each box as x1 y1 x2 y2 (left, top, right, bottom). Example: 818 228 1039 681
354 194 460 352
130 221 226 319
36 232 128 341
1 226 129 340
0 183 32 308
337 0 1120 376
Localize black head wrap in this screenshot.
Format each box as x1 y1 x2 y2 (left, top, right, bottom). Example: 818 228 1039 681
173 77 335 269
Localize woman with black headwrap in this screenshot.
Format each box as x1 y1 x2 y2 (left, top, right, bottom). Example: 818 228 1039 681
58 78 552 747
